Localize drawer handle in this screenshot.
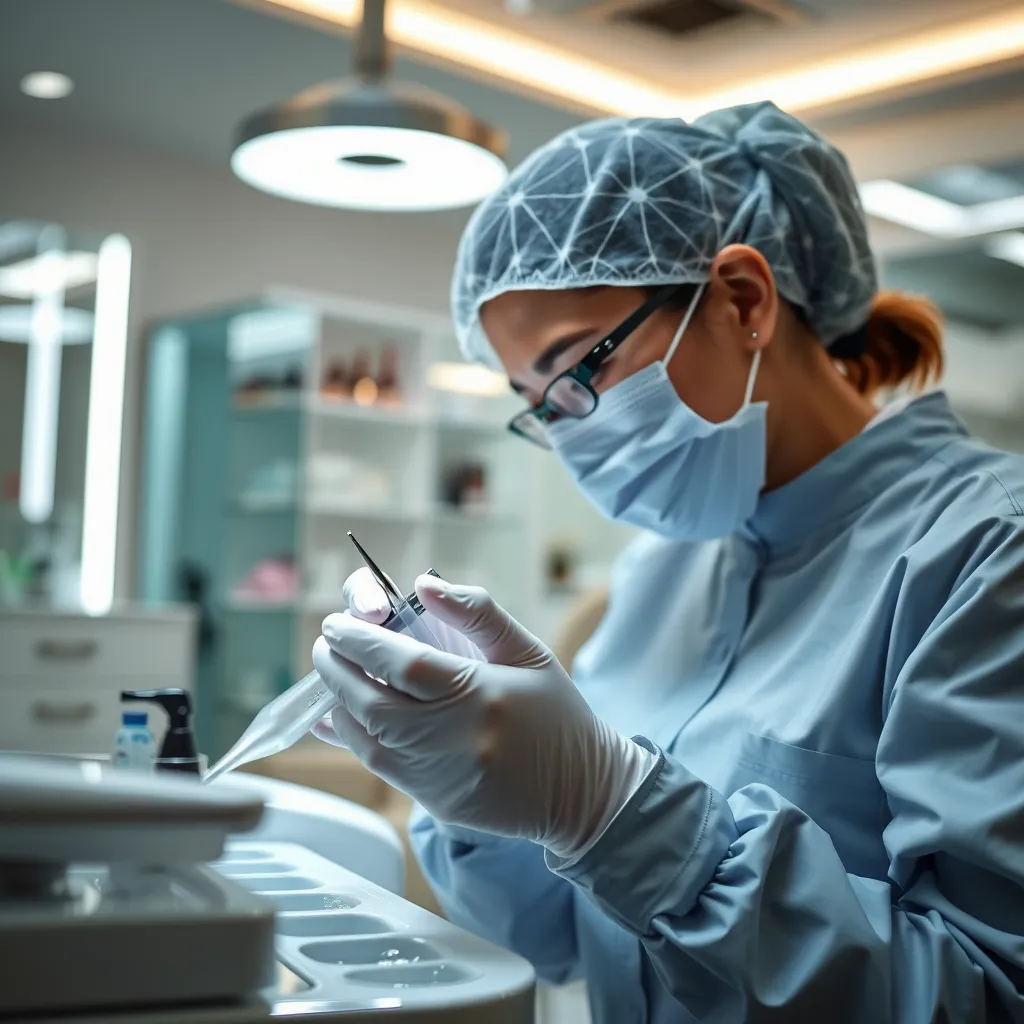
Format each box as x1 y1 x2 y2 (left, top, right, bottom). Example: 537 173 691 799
34 639 98 662
32 700 97 724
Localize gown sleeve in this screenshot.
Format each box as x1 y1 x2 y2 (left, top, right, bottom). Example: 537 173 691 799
547 520 1024 1022
408 803 581 984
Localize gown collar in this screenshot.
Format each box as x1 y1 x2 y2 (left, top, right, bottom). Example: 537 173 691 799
746 391 966 549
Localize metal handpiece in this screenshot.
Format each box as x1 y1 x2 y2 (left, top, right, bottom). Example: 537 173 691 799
347 531 402 608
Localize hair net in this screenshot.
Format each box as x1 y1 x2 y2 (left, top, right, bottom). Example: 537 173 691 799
452 101 877 369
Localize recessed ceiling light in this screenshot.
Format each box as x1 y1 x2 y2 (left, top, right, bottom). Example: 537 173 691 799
20 71 74 100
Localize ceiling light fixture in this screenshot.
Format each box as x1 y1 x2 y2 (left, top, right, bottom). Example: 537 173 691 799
231 0 508 210
860 180 1024 238
19 227 67 525
858 181 968 238
0 305 95 345
252 1 1024 119
20 71 74 100
0 250 98 299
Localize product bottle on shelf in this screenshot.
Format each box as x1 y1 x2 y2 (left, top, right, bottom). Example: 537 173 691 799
350 349 378 406
322 358 351 401
377 344 402 406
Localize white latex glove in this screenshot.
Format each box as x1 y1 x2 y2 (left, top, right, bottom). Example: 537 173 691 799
311 575 656 861
310 568 483 747
341 566 484 660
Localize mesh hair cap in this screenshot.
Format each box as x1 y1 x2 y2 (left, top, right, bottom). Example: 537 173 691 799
452 101 877 369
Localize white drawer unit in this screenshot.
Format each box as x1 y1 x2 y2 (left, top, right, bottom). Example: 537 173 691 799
0 677 190 756
0 607 196 757
0 609 194 680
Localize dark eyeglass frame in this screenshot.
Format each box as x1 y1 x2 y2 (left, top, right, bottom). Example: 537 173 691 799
507 282 693 449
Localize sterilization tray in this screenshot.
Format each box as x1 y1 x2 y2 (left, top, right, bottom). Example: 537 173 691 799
219 839 535 1022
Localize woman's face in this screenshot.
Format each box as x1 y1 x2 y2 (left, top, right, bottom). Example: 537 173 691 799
479 246 778 426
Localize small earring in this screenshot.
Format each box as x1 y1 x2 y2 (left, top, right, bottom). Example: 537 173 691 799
751 331 759 340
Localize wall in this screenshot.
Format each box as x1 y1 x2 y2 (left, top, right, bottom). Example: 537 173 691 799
0 124 469 599
942 322 1024 419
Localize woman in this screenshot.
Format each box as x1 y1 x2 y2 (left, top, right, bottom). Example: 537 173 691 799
312 102 1024 1022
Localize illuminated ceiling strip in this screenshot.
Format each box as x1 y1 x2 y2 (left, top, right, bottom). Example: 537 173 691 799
985 232 1024 269
859 180 1024 238
255 1 1024 117
256 0 673 115
693 10 1024 116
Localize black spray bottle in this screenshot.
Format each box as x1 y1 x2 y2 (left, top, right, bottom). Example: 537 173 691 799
121 689 201 776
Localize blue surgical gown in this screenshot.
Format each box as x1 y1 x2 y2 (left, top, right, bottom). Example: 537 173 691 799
410 391 1024 1023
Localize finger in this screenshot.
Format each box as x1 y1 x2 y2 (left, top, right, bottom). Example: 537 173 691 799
342 566 391 624
310 712 347 748
312 635 415 728
414 575 549 668
319 615 476 701
420 609 485 661
327 705 399 782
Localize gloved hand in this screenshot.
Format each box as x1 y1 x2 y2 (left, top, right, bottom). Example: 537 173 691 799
311 575 657 861
340 566 484 660
310 568 483 748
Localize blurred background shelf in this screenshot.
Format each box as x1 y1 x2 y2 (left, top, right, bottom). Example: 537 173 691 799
139 292 544 760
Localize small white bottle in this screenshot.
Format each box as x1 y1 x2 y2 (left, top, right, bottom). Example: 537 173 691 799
114 711 155 770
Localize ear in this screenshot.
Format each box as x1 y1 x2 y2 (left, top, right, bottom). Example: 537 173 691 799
707 244 778 351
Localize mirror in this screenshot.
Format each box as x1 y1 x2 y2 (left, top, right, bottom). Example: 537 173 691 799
0 220 132 612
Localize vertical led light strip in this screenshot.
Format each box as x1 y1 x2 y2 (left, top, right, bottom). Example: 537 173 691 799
19 226 67 524
81 234 132 616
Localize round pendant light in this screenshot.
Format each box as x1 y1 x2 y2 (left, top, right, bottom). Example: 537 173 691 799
231 0 508 211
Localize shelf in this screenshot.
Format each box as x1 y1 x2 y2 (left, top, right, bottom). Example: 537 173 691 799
306 503 428 523
222 597 297 613
429 507 522 527
232 392 303 413
228 499 519 526
435 417 508 435
311 398 427 427
231 393 506 431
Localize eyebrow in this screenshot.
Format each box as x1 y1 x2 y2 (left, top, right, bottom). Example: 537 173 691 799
509 328 599 395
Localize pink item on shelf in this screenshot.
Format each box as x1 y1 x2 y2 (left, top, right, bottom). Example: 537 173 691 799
233 557 300 603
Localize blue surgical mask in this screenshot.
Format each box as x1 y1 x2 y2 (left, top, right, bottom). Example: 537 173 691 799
547 288 767 540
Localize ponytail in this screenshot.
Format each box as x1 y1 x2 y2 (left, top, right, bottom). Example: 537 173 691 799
835 290 944 398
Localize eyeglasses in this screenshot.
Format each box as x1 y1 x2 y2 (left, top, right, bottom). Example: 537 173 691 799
508 282 693 449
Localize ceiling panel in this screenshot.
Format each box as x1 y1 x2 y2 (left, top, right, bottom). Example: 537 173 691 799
0 0 583 169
